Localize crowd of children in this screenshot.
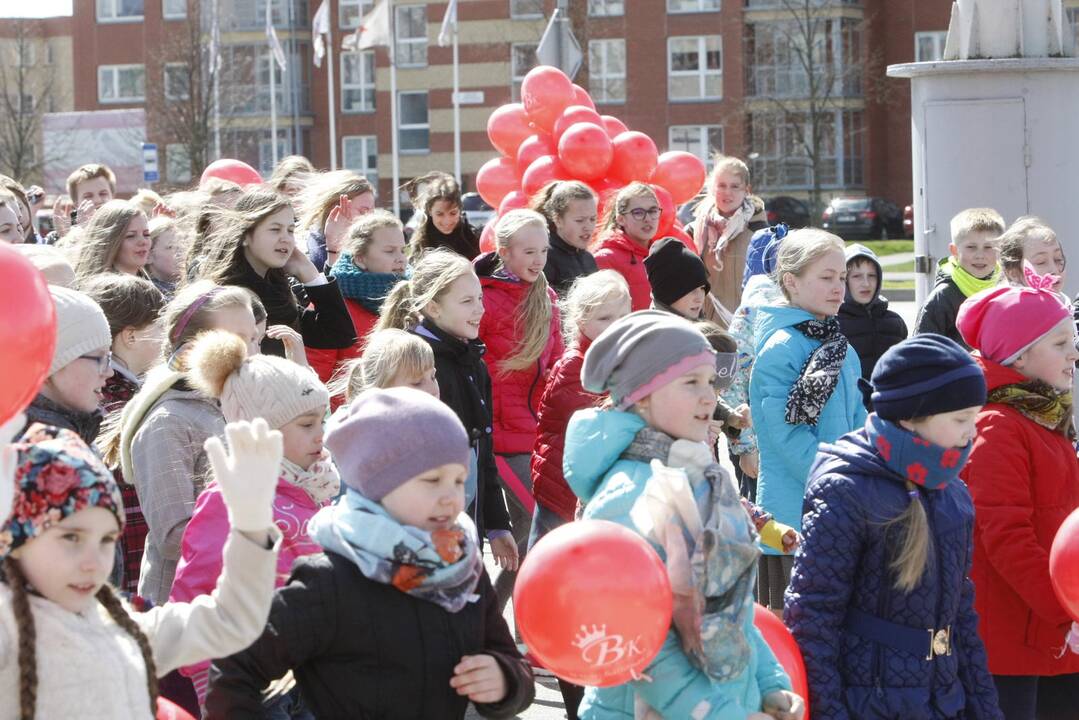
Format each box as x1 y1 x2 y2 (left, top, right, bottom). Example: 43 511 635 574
0 150 1077 720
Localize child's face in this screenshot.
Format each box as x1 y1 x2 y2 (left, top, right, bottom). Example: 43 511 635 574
430 199 462 236
900 406 982 449
637 363 718 443
45 346 113 413
13 507 120 614
580 293 632 342
784 249 847 319
1012 317 1078 392
1024 236 1067 291
553 197 598 250
669 286 707 320
212 305 262 357
148 229 181 282
0 204 22 244
75 177 113 209
356 226 407 275
349 191 376 218
950 231 999 278
846 259 878 305
114 213 152 275
712 170 747 216
425 273 484 342
498 224 549 284
380 462 467 532
617 195 660 246
388 365 439 399
244 206 296 276
280 408 328 470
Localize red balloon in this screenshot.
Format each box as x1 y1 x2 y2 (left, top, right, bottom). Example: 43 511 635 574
521 66 575 132
753 604 811 717
601 115 628 138
1051 507 1079 621
572 84 595 111
651 184 676 237
156 698 197 720
479 221 497 254
558 123 614 182
498 190 529 216
475 157 520 208
552 105 604 145
521 155 571 197
487 103 534 159
0 245 56 425
515 520 672 687
199 159 262 188
516 133 556 177
652 151 708 205
610 131 659 184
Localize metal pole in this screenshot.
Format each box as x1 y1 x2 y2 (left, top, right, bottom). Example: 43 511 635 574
390 1 400 218
269 3 278 167
327 25 338 169
288 0 300 154
212 0 221 159
452 18 461 187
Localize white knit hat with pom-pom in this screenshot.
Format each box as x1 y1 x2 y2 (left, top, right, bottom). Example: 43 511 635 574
186 330 329 428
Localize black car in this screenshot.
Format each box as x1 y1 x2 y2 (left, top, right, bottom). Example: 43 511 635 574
764 196 810 229
821 197 904 240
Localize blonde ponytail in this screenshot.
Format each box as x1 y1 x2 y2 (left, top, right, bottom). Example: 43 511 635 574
888 481 932 592
376 249 475 332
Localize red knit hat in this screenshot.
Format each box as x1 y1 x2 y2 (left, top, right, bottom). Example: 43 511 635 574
956 273 1071 365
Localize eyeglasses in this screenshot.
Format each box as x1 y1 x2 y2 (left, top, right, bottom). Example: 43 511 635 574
79 352 112 374
626 207 662 222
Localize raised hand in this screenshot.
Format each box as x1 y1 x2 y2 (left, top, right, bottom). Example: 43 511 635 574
204 419 283 533
51 196 72 237
265 325 308 367
323 194 354 255
75 199 97 227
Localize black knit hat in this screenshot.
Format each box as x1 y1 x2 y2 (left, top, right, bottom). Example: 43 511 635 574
868 334 987 421
644 237 710 307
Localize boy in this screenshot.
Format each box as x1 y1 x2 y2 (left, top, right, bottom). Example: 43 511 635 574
838 244 908 385
914 207 1004 348
644 236 709 319
46 163 117 244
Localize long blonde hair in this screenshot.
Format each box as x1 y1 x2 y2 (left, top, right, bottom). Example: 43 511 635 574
561 269 629 346
73 200 146 285
493 209 555 372
772 228 845 302
328 329 434 402
296 170 374 233
597 182 658 240
886 479 932 593
377 249 475 331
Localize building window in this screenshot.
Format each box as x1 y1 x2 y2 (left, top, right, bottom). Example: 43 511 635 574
746 18 862 99
667 0 719 13
588 0 623 16
163 0 186 19
1068 8 1079 53
343 135 378 185
18 94 34 115
166 143 191 184
341 50 376 112
511 43 539 101
16 43 35 67
45 43 54 65
340 0 373 29
98 64 146 104
398 91 429 153
258 134 291 176
395 5 427 68
96 0 144 22
915 31 947 62
511 0 544 19
748 109 864 190
669 125 723 166
164 63 190 101
588 39 626 103
667 36 722 101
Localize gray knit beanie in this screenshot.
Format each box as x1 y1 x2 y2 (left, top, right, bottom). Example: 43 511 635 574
48 286 112 376
581 310 715 409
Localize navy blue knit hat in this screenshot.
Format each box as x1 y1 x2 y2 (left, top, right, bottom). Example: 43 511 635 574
868 334 987 421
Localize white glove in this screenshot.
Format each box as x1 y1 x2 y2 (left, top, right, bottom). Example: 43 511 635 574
0 412 26 527
204 419 283 533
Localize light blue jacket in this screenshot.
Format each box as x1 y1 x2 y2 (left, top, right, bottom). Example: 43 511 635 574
563 407 791 720
749 304 866 554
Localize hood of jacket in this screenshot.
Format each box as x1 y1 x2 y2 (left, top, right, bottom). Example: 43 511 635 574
752 303 817 352
599 229 651 262
563 407 647 504
844 243 883 305
741 273 783 310
743 224 787 287
473 250 532 297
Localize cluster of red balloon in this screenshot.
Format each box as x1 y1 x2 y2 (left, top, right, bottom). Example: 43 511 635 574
476 65 707 253
0 245 56 427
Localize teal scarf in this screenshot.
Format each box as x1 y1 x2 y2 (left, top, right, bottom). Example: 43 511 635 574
330 252 406 314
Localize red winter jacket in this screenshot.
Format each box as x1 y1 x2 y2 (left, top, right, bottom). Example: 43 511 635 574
475 253 563 455
593 230 653 311
306 297 378 392
960 357 1079 677
531 336 601 521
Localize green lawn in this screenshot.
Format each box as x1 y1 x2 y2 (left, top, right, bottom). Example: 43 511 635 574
885 260 916 273
848 240 913 256
883 279 915 290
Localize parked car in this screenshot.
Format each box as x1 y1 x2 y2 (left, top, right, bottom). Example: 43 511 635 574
461 192 496 230
764 196 811 229
903 204 914 238
821 197 905 240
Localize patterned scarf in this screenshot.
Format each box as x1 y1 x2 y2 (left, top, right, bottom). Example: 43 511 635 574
785 317 848 426
279 451 341 505
941 256 1001 298
699 197 756 265
330 252 407 315
865 413 972 490
309 488 483 613
988 380 1075 440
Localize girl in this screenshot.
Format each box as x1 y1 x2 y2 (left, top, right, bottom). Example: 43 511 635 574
297 170 376 272
378 250 518 573
196 187 355 358
956 280 1079 719
270 154 316 198
307 209 408 385
0 418 286 718
531 180 599 294
563 310 803 719
593 183 661 311
73 200 152 285
786 335 1001 719
751 229 866 609
408 171 481 260
328 328 438 406
171 330 338 708
998 217 1067 294
474 209 563 609
644 236 710 320
691 155 768 324
146 216 184 298
0 193 22 244
205 388 535 719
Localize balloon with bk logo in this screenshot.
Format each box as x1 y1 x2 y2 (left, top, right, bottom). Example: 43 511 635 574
513 519 672 687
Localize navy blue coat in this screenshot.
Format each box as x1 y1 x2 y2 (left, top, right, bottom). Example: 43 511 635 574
784 429 1001 720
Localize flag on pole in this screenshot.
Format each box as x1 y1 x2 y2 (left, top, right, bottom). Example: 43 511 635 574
437 0 458 48
266 6 287 72
208 8 222 75
312 0 330 67
342 0 391 51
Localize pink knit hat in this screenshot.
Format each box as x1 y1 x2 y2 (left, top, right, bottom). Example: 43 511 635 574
956 275 1071 365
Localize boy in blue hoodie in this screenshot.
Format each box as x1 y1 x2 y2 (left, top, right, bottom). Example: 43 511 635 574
838 244 908 385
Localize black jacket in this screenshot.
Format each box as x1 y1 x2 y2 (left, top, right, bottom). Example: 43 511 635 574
206 554 534 720
838 296 908 381
914 271 969 349
412 318 511 536
543 231 598 295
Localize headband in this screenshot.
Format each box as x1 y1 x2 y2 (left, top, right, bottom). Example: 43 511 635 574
170 287 224 344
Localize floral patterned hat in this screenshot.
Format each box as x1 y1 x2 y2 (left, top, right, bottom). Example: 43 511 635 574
0 424 123 559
